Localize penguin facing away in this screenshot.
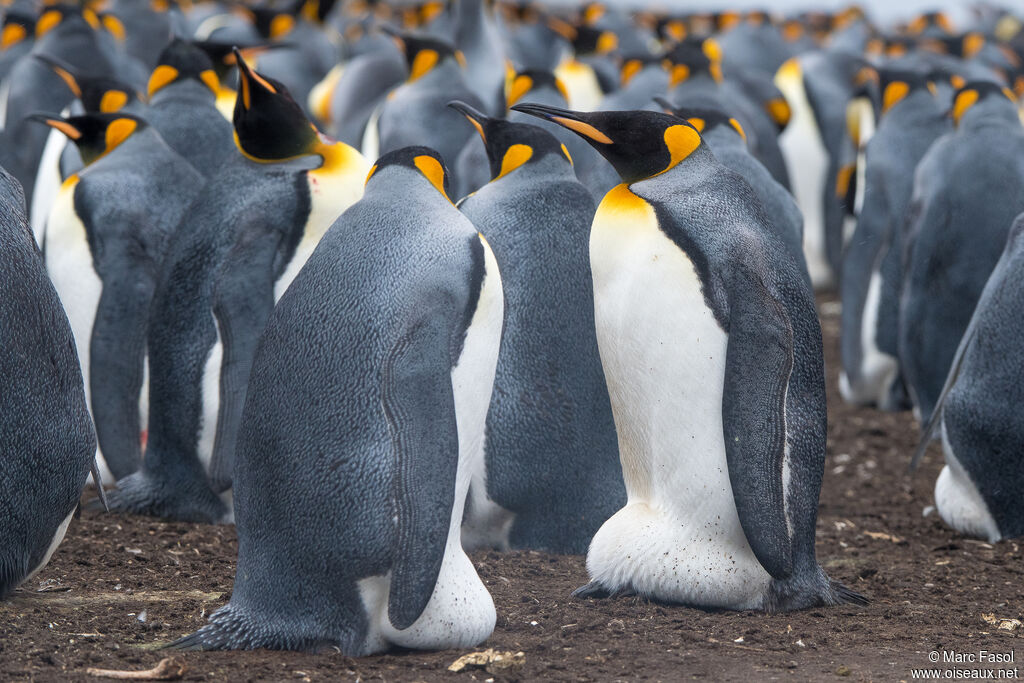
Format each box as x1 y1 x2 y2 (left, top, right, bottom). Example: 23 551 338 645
172 146 501 653
900 82 1024 424
912 213 1024 543
30 112 203 482
103 52 368 522
373 28 485 168
0 166 97 598
145 38 237 177
838 69 949 411
512 103 866 611
450 101 625 555
655 99 806 275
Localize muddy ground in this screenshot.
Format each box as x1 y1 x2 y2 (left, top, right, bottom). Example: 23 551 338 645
3 297 1023 682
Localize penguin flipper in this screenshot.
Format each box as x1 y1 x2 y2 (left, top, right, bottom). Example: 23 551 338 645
89 268 155 480
381 311 460 631
207 232 279 492
722 269 795 580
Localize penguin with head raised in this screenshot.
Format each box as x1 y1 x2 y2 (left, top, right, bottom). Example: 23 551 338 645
656 99 806 276
171 145 501 653
0 166 98 599
102 51 369 522
371 28 484 172
512 102 866 610
450 101 624 554
900 82 1024 424
145 38 236 176
912 211 1024 543
30 111 203 483
839 67 950 411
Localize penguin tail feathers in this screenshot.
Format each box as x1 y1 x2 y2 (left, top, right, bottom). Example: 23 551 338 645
763 570 868 611
827 580 869 607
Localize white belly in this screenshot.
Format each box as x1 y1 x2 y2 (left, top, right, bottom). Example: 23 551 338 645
585 188 770 608
360 105 381 162
45 178 101 415
935 422 1001 543
554 59 602 112
30 126 67 247
24 509 75 585
274 160 368 301
839 268 898 407
359 235 502 653
198 314 222 473
776 63 831 289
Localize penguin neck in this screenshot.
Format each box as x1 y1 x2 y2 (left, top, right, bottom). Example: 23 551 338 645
622 66 669 96
150 78 217 106
700 125 745 153
408 59 462 86
308 136 365 179
958 102 1020 132
84 126 153 168
488 150 572 184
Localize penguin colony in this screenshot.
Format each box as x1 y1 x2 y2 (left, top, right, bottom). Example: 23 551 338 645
1 0 1024 658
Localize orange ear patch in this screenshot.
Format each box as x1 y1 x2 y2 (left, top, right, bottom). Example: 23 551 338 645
661 124 701 174
413 155 449 201
147 64 178 97
409 49 439 82
495 144 533 180
105 118 137 150
100 90 128 112
952 88 979 125
506 74 533 108
882 81 910 113
552 116 613 144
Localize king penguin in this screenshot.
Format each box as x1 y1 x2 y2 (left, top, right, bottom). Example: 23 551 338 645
839 68 949 411
145 38 236 177
104 51 369 522
512 103 866 611
655 99 806 276
450 101 624 554
30 111 203 482
171 146 501 654
371 28 485 169
0 165 98 598
911 212 1024 543
900 82 1024 424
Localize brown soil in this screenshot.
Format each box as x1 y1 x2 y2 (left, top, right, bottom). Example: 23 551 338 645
3 297 1023 683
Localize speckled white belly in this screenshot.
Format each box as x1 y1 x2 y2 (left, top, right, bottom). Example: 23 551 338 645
585 189 770 608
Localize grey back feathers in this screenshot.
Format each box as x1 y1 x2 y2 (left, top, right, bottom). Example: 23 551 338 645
459 121 624 554
0 168 95 598
174 149 497 653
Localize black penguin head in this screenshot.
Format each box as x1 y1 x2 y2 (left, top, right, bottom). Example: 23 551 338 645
243 1 303 40
569 25 619 57
505 69 568 109
950 81 1018 127
33 54 138 113
381 26 465 82
1 10 35 50
654 15 688 44
398 1 447 30
34 5 99 39
905 11 955 37
365 146 451 201
662 37 723 86
232 48 319 161
653 98 746 141
28 112 147 166
149 38 220 98
449 100 572 181
857 67 937 115
511 103 703 184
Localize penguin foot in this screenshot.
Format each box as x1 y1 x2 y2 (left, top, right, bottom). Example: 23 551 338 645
571 581 637 600
97 472 228 524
